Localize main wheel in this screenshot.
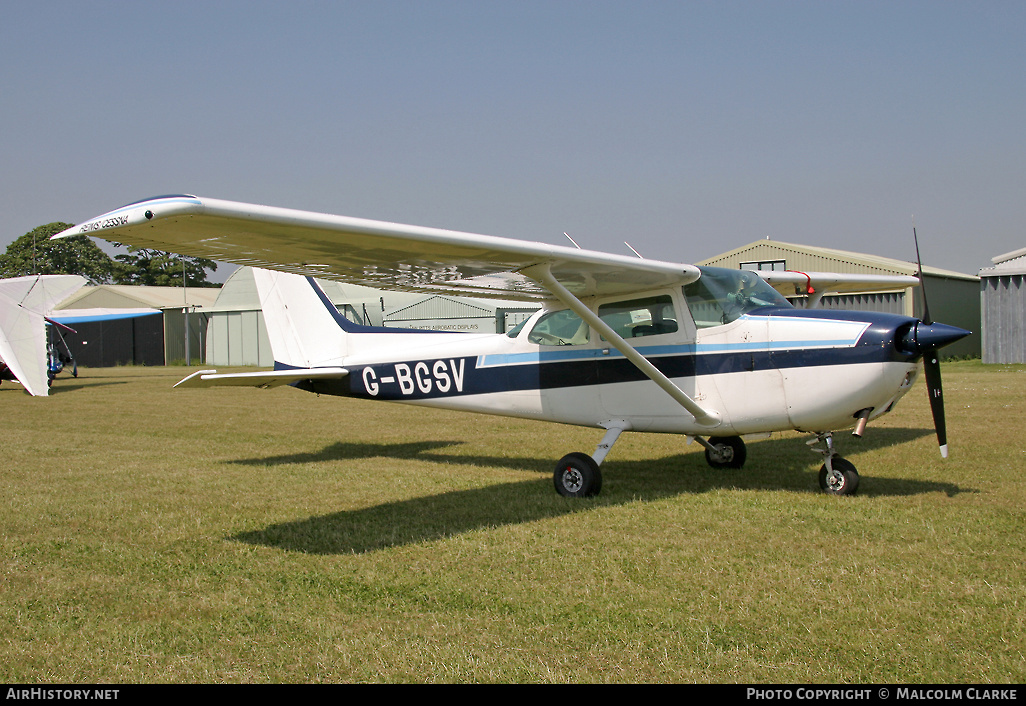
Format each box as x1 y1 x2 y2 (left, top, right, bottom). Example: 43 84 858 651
554 452 602 498
819 457 860 496
704 435 747 469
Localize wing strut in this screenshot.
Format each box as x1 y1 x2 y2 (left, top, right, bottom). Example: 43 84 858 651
520 263 721 428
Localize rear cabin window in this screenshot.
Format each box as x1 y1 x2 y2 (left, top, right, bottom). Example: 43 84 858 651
598 295 678 339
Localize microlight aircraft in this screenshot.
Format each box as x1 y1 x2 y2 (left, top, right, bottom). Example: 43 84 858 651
56 195 970 496
0 274 86 396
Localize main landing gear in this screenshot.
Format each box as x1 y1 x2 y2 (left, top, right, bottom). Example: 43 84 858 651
695 435 747 469
553 423 626 498
554 452 602 498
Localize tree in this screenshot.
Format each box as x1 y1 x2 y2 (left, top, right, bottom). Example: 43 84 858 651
112 247 219 287
0 223 123 283
0 224 219 286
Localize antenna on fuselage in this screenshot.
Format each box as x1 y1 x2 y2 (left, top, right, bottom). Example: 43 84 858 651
563 232 582 249
624 242 644 258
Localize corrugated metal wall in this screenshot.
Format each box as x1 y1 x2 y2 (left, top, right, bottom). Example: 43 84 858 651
205 310 273 366
163 310 210 365
982 275 1025 363
790 292 906 314
386 296 491 321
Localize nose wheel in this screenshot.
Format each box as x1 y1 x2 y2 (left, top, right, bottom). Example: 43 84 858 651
809 433 860 496
819 457 860 495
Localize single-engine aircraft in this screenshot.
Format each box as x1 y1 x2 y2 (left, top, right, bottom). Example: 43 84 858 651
56 195 970 496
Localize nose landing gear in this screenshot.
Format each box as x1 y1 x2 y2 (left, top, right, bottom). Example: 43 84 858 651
809 432 860 496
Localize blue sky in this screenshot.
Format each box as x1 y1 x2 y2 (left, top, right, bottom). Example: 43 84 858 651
2 1 1023 279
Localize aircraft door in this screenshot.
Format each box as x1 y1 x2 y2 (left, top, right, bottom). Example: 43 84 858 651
596 293 694 427
514 307 602 425
681 271 791 433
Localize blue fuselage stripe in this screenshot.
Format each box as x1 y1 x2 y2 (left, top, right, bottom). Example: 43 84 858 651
297 340 911 400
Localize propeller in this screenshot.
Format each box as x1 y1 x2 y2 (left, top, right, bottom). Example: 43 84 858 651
909 223 970 457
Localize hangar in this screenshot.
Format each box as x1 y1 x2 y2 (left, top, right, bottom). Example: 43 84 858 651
698 240 980 359
51 284 219 367
980 247 1026 364
383 294 538 333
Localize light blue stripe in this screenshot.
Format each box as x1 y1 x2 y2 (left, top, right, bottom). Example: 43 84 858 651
478 338 860 367
96 196 202 219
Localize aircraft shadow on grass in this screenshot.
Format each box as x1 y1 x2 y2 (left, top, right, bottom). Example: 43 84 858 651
229 426 974 555
49 380 128 394
0 379 127 395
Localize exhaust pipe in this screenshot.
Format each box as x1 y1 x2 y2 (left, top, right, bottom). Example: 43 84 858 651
852 408 871 438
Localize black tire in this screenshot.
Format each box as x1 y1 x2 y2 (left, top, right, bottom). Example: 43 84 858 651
704 435 747 469
819 457 860 496
554 452 602 498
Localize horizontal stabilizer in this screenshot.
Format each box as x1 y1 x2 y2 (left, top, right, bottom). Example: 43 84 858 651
174 367 349 389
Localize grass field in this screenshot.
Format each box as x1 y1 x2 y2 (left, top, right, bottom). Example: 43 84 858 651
1 361 1023 683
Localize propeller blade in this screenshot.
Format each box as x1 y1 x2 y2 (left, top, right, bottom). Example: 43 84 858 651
901 321 968 458
910 221 951 456
922 349 948 457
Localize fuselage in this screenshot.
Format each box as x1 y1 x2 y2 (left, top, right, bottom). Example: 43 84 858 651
295 283 926 438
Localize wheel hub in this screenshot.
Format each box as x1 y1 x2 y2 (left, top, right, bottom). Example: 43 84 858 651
825 469 845 492
713 445 733 464
560 468 583 493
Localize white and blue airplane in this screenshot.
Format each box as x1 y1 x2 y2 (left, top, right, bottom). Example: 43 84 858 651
56 195 969 497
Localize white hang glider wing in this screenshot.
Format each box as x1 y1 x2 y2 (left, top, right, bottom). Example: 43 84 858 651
0 275 87 396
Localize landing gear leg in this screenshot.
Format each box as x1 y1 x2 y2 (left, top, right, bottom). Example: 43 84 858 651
553 422 628 498
808 432 860 496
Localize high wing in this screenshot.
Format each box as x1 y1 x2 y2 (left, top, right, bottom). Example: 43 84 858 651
0 275 87 396
54 195 701 300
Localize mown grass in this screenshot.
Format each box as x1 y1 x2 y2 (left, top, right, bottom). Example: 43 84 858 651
1 361 1023 683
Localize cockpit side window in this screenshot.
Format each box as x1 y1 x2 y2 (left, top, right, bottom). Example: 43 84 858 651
597 295 678 339
527 308 590 346
683 267 792 328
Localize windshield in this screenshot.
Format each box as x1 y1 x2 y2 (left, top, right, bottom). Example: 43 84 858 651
683 266 792 328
